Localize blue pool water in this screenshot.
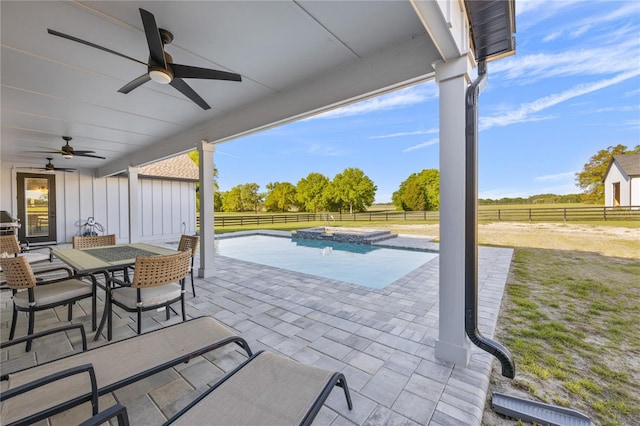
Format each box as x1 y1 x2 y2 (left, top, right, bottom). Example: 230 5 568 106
215 235 438 289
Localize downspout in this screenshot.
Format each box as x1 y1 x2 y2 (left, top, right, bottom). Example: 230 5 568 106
465 60 516 379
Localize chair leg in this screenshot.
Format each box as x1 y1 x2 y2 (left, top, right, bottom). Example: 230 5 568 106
165 304 170 321
92 291 97 331
107 297 113 341
68 303 73 321
181 296 186 322
137 310 142 334
26 310 35 352
190 271 196 297
9 305 18 341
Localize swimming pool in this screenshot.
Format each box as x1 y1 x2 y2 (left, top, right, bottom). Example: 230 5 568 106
215 234 438 289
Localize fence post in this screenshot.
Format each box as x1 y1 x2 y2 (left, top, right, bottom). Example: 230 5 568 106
498 209 501 221
529 209 532 221
564 208 567 222
603 207 606 221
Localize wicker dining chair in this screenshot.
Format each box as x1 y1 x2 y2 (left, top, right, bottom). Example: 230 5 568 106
105 250 191 340
0 256 97 351
178 235 199 297
0 234 52 265
72 234 116 249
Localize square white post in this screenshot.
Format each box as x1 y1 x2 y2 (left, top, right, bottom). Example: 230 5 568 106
127 166 139 243
197 141 216 278
434 55 474 365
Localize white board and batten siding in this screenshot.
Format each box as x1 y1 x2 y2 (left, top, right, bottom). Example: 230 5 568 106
1 164 196 244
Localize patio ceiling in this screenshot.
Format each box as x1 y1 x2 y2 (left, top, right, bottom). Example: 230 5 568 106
1 1 514 178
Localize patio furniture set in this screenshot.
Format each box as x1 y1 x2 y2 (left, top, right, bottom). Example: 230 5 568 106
0 233 354 425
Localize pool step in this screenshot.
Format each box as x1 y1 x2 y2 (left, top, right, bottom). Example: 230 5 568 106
364 232 398 243
492 392 594 426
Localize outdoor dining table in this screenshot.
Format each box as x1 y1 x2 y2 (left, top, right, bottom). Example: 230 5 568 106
52 243 177 340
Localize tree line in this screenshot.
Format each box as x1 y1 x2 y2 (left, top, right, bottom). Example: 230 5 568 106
189 143 638 213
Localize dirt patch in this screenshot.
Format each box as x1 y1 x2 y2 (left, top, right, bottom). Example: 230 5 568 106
388 222 640 259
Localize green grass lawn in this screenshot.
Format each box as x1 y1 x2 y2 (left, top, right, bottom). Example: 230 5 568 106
488 248 640 425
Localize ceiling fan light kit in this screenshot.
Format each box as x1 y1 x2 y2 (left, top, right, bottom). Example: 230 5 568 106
47 8 242 110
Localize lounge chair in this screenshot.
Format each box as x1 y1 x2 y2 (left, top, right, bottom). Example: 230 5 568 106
0 316 252 425
70 351 353 426
165 350 353 426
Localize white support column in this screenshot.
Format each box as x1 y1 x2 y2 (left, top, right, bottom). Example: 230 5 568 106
197 141 216 278
127 166 139 243
434 54 474 365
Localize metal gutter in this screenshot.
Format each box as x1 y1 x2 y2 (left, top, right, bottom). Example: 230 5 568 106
464 60 515 379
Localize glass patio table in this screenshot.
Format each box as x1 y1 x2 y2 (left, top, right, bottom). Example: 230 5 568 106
52 243 177 340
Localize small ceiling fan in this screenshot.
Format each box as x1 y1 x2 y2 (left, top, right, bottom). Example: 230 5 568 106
47 8 242 110
30 158 76 173
28 136 105 159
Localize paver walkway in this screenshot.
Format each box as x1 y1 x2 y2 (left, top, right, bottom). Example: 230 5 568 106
0 232 513 425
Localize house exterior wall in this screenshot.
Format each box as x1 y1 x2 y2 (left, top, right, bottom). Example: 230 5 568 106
604 161 637 207
1 162 196 243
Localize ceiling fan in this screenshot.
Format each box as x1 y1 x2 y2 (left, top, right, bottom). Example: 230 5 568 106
28 136 106 159
29 158 76 173
47 8 242 110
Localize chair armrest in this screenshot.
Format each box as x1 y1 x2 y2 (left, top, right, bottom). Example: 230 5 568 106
0 364 99 425
33 266 73 278
79 403 130 426
108 275 131 288
21 242 54 262
0 324 87 380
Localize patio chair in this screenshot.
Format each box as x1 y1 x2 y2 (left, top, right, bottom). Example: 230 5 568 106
0 234 52 266
177 234 199 297
0 256 97 351
105 250 191 340
72 234 116 249
72 234 130 281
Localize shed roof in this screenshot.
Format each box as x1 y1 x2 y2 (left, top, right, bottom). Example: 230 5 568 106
612 153 640 177
138 154 199 181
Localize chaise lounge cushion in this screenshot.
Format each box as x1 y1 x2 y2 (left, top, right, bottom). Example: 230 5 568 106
2 317 247 425
170 351 338 425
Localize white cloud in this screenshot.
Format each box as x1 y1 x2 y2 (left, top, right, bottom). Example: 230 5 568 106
312 85 436 120
534 171 578 182
480 71 640 130
370 128 438 139
402 139 439 153
489 37 640 83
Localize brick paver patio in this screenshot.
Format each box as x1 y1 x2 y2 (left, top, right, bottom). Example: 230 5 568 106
1 231 513 425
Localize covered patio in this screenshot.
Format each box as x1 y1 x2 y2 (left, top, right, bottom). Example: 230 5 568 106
1 233 513 424
1 1 517 422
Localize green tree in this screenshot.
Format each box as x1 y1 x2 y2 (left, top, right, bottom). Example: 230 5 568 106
220 183 261 212
392 169 440 211
296 172 330 213
330 167 377 214
576 144 640 204
264 182 297 212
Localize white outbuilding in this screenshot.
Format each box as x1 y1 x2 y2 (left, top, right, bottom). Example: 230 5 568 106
603 153 640 207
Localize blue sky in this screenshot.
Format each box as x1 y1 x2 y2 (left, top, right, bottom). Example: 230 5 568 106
215 0 640 203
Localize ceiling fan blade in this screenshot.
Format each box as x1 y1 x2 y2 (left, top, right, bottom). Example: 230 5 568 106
118 73 151 94
47 29 147 66
139 8 166 67
73 152 106 160
169 78 211 110
171 64 242 82
27 149 65 155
